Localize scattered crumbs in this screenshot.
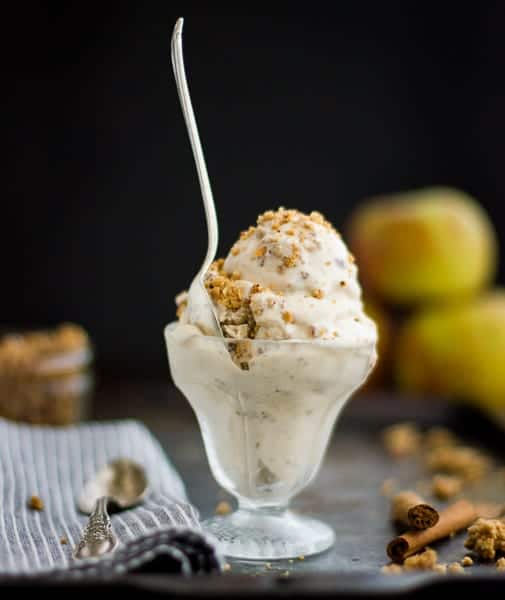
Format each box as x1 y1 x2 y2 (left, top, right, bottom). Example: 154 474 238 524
380 478 396 497
324 261 331 266
311 289 324 299
403 548 438 571
381 423 421 458
496 557 505 571
432 474 463 500
381 563 403 575
461 556 473 567
339 280 347 287
223 563 232 572
28 495 44 511
60 536 68 545
353 317 361 322
447 562 465 574
298 555 305 561
215 500 232 516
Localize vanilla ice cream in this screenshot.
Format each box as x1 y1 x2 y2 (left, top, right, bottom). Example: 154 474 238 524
178 208 375 350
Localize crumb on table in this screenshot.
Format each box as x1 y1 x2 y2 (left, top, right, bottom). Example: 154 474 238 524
403 548 438 571
424 427 459 449
432 474 463 500
465 518 505 560
215 500 232 516
496 557 505 571
27 495 44 511
426 446 491 481
381 563 403 575
461 556 473 567
433 563 447 574
60 536 68 545
448 562 465 574
382 423 421 458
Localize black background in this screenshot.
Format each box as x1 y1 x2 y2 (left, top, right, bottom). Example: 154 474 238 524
3 2 504 377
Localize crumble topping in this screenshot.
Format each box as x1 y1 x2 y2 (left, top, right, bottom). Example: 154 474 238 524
282 311 295 324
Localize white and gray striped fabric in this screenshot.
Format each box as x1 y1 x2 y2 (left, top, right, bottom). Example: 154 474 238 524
0 418 211 576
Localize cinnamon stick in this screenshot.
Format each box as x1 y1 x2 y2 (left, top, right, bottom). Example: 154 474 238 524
390 491 439 530
387 499 477 563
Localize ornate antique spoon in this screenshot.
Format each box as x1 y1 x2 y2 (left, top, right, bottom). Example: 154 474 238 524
73 459 148 559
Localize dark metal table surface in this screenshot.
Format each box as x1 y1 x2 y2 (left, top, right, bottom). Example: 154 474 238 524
2 379 504 597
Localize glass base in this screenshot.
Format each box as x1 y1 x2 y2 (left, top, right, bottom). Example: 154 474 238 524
203 508 335 560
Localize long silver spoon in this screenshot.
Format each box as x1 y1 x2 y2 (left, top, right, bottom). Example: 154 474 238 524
73 459 148 559
171 18 223 337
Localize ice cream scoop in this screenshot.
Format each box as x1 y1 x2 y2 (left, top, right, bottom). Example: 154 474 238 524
179 208 376 359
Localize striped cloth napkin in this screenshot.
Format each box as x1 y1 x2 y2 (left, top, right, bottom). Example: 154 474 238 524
0 418 221 577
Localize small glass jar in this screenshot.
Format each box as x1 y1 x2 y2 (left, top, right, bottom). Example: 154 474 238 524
0 324 93 425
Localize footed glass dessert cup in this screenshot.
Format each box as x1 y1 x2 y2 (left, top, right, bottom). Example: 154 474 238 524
165 322 376 560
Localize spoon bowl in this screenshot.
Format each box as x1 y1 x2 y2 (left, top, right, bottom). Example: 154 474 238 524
78 458 148 515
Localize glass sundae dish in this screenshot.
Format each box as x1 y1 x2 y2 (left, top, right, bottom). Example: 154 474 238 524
165 208 377 559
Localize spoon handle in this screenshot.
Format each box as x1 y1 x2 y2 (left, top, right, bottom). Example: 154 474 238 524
171 18 218 274
73 496 118 560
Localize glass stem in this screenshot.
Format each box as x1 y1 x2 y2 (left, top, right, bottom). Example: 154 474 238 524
237 500 289 516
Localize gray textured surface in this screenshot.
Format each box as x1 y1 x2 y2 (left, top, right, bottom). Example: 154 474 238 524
90 382 505 592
